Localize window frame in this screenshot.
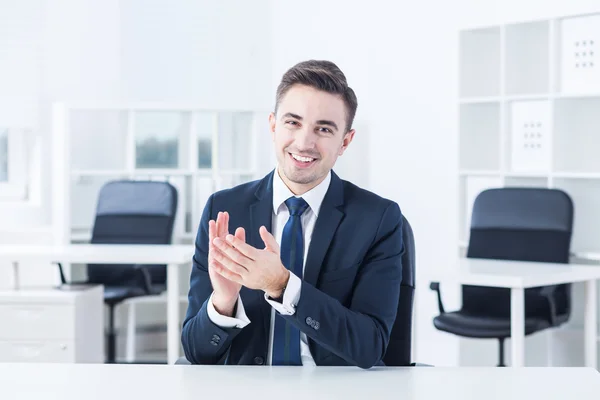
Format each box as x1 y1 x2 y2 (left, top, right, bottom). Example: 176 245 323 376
0 128 27 201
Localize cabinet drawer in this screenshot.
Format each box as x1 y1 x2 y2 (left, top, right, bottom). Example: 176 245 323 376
0 305 75 340
0 340 75 363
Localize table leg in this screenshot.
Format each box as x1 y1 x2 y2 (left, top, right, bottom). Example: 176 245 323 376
511 288 525 367
167 263 180 365
584 279 597 369
11 261 20 290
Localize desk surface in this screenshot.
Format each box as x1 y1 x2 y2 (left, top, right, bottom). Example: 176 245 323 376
0 244 194 264
0 364 598 400
432 257 600 288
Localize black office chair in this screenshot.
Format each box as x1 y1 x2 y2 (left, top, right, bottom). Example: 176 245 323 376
58 180 178 363
175 214 417 366
430 187 574 367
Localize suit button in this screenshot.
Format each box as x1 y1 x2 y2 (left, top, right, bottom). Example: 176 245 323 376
254 356 264 365
212 334 221 342
306 317 313 325
210 340 218 346
314 321 320 330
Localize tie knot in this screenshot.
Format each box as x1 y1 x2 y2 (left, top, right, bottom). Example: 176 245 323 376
285 197 309 216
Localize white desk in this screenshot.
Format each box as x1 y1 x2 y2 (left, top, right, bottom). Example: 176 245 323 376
0 364 599 399
0 244 194 364
432 257 600 368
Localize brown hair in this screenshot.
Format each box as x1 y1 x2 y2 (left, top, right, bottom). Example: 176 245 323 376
274 60 358 132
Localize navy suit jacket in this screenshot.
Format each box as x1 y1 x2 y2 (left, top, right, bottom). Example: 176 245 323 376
181 170 404 369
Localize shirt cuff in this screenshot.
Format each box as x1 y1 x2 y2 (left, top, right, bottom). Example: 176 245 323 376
265 272 302 315
206 292 251 329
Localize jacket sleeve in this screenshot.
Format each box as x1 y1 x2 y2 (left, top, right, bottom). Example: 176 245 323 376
281 202 404 369
180 194 245 364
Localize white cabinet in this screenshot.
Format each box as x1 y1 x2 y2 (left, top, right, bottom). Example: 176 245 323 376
0 285 103 363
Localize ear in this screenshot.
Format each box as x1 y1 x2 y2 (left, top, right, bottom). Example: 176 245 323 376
338 129 355 156
269 112 276 141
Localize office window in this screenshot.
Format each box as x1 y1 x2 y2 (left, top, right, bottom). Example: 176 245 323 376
0 128 27 200
196 112 213 169
0 128 7 182
135 112 185 169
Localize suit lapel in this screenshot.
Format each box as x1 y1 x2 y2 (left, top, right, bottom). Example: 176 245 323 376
249 171 275 341
303 171 345 287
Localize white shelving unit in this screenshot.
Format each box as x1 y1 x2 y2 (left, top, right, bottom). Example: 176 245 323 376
457 12 600 367
52 103 269 245
458 12 600 259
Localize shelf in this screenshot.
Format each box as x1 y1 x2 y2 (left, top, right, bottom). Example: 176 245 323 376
554 97 600 173
71 169 255 177
553 178 600 254
505 21 550 95
458 170 502 176
504 172 548 178
459 103 501 170
553 92 600 99
459 97 501 104
552 172 600 179
459 27 501 98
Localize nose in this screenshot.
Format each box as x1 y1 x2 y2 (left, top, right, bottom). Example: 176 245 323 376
294 127 316 150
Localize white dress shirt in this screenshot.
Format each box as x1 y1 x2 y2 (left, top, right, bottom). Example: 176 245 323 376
206 168 332 366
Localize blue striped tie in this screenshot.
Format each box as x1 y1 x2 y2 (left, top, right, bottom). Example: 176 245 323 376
272 196 309 366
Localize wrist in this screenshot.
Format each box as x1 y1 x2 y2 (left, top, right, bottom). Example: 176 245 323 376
212 293 238 317
267 269 290 299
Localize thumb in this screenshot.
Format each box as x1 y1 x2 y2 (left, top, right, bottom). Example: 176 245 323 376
234 227 246 242
259 226 279 253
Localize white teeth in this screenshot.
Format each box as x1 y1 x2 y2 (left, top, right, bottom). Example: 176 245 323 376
291 153 314 163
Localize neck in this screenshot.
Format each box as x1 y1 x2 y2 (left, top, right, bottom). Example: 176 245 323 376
277 166 326 196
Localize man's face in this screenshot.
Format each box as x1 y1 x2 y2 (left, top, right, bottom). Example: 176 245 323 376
269 84 355 193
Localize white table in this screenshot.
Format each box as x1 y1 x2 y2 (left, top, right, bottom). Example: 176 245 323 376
0 364 599 399
432 257 600 368
0 244 194 364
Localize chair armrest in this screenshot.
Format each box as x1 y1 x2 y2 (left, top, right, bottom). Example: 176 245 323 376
538 285 559 326
429 282 446 314
55 262 67 284
54 262 88 285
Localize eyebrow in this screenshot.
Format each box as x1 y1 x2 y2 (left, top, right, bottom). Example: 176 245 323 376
316 120 339 131
281 113 339 132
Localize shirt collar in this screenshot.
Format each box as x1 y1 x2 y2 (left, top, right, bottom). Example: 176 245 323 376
272 167 331 217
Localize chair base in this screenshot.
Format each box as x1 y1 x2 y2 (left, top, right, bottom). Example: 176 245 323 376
497 337 506 367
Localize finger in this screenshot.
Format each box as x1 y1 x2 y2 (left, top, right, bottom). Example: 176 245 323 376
208 220 217 260
216 212 223 238
235 227 246 242
214 238 253 266
224 211 230 238
212 246 248 275
225 234 258 260
259 226 280 253
209 219 216 242
211 259 243 285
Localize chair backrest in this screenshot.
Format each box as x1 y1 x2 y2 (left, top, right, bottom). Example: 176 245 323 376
382 214 416 366
87 180 178 286
463 187 574 319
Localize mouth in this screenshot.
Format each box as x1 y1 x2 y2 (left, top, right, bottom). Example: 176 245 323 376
288 152 317 169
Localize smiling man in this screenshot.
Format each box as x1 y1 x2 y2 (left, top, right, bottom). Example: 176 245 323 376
181 60 404 369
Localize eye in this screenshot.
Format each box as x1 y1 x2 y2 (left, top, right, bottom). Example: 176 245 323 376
318 127 332 134
285 120 299 126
